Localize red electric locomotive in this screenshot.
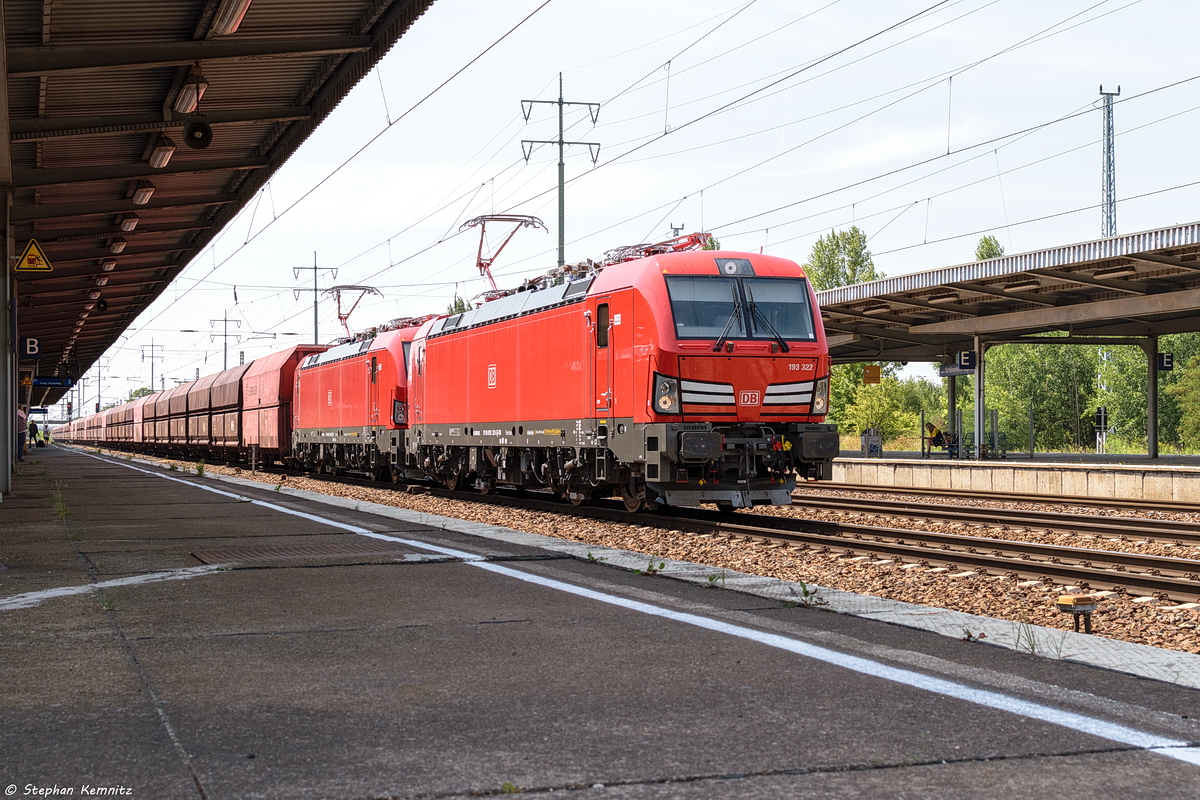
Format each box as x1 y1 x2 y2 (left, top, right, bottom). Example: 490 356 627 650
291 318 431 479
406 247 838 510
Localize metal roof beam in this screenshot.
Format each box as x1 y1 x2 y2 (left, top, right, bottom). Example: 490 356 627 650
19 221 213 243
29 244 187 264
7 37 372 76
945 281 1058 307
12 193 237 222
1127 252 1200 271
14 157 268 188
11 108 312 141
1033 268 1150 295
914 288 1200 336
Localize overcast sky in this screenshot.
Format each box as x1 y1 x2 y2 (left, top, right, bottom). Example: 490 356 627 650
77 0 1200 408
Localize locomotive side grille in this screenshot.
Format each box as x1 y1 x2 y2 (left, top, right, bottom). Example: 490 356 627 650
681 379 735 406
764 380 814 406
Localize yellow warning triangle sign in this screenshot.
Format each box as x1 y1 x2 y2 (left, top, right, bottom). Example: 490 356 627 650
21 375 32 386
15 239 53 272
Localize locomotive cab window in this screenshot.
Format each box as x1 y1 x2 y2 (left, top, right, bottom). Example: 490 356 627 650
664 275 816 342
743 277 816 341
370 356 377 384
596 303 609 348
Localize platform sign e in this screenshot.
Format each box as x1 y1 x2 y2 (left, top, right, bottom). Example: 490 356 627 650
20 337 41 360
1158 352 1174 371
14 239 53 272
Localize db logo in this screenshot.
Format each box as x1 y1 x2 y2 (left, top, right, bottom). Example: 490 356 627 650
487 365 497 388
739 391 761 406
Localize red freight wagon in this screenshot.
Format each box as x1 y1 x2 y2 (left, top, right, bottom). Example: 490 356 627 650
209 363 251 454
132 394 153 444
186 372 220 449
408 249 838 510
240 344 326 464
293 327 420 479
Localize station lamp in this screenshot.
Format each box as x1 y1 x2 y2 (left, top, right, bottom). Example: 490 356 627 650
101 259 117 271
173 66 208 114
94 275 109 286
109 237 127 254
211 0 254 36
149 138 176 168
88 291 101 300
119 213 140 232
132 180 155 205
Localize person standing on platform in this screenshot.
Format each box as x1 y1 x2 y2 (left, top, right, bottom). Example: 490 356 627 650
15 404 28 462
29 419 40 448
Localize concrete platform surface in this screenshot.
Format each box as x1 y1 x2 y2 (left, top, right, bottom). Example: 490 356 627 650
2 447 1198 800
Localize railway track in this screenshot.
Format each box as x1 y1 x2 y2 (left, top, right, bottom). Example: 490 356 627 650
789 495 1200 545
811 482 1200 516
418 485 1200 604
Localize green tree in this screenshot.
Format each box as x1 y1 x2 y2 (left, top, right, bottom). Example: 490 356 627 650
840 379 919 440
1096 333 1200 449
1166 353 1200 449
803 226 883 291
983 340 1099 450
804 226 890 426
446 295 470 314
892 375 946 421
127 386 154 401
975 235 1005 261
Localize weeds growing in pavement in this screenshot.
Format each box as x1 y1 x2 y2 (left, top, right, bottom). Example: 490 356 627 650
95 591 116 611
166 463 177 471
500 783 519 794
586 552 607 564
707 570 727 588
1011 618 1041 655
635 559 665 576
961 628 988 642
50 481 69 519
195 459 206 477
274 483 283 492
789 580 826 608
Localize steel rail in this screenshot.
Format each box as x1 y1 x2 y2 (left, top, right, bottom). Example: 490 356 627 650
789 495 1200 544
811 482 1200 514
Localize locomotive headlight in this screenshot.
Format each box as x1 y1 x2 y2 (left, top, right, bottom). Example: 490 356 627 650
653 372 681 415
393 400 407 425
812 376 829 415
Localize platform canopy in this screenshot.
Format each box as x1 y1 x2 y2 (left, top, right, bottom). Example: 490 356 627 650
5 0 438 407
817 222 1200 365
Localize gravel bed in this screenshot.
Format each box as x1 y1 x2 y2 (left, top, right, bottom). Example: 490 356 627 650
125 453 1200 655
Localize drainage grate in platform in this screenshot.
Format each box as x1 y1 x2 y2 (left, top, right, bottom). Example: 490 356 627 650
193 540 420 566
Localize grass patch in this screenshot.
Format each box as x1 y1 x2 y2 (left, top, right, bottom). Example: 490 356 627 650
50 481 69 519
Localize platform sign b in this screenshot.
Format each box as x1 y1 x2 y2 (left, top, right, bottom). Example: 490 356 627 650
21 337 41 360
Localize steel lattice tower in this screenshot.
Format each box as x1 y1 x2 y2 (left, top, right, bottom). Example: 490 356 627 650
1101 85 1120 238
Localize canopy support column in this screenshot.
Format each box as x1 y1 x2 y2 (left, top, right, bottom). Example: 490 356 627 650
973 335 985 460
1145 337 1159 459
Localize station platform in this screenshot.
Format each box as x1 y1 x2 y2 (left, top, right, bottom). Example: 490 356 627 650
2 447 1199 798
836 450 1200 501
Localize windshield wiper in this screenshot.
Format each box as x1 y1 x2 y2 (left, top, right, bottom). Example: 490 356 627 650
745 283 789 352
711 282 743 352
